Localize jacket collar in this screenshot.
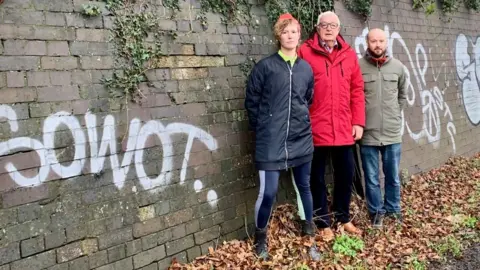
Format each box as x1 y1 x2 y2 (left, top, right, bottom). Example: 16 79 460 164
278 50 297 63
319 38 338 53
364 49 391 67
272 51 299 65
305 33 350 55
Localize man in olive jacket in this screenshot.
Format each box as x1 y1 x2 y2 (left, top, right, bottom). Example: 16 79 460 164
359 28 407 228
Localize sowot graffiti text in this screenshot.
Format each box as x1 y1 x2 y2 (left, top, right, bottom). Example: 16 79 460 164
0 105 219 206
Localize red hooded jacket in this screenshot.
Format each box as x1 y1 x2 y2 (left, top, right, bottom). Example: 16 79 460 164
298 33 365 146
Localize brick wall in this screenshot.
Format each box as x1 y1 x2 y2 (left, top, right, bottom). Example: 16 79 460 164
334 0 480 174
0 0 479 269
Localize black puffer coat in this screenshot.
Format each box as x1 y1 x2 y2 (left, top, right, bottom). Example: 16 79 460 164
245 53 314 170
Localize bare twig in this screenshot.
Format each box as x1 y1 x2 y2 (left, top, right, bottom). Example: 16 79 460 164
244 215 252 241
214 225 221 250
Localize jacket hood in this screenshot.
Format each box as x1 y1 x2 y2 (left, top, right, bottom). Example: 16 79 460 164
304 32 351 54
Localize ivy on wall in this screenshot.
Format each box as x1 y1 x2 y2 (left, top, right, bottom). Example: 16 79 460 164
413 0 462 21
86 0 480 105
87 0 252 105
413 0 480 20
264 0 374 35
413 0 437 15
343 0 373 19
264 0 479 32
82 4 102 16
199 0 251 26
465 0 480 11
441 0 460 16
100 0 168 107
197 0 255 78
265 0 334 37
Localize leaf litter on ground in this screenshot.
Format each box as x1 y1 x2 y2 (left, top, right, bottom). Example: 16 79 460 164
169 154 480 269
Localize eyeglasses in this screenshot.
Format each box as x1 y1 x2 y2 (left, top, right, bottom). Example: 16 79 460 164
318 22 339 29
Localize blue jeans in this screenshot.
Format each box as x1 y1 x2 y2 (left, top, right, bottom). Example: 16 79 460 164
360 143 402 215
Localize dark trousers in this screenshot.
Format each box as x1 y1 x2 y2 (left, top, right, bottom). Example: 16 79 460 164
310 146 354 228
255 161 313 229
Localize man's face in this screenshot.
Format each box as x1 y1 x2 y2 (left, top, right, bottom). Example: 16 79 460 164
316 15 340 42
279 23 301 50
367 30 387 57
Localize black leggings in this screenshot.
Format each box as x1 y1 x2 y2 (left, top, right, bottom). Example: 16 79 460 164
255 161 313 229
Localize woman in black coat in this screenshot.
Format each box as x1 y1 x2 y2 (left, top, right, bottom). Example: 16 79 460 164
245 13 318 260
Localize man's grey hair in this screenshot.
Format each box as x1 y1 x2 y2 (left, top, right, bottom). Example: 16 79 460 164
316 11 341 26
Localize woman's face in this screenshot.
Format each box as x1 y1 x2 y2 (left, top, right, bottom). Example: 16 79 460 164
279 23 300 50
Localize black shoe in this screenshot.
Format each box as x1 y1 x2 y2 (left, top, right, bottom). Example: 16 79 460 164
301 220 316 236
386 212 403 224
254 228 268 259
369 213 384 229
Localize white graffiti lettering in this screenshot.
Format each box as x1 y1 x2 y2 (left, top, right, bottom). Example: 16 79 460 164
86 113 140 189
455 34 480 126
0 105 219 205
355 26 457 153
44 112 87 178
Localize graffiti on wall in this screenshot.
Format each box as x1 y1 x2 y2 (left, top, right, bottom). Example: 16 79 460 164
455 34 480 126
0 105 219 206
355 25 457 153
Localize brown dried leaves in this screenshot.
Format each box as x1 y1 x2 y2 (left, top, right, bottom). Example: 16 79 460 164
170 154 480 269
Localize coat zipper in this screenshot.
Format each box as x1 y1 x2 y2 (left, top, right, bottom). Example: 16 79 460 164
377 62 383 146
325 61 329 76
285 62 293 170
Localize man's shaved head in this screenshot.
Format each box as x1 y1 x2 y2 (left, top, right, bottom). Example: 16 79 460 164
367 28 387 42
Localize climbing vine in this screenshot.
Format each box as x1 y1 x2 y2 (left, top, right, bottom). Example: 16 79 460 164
264 0 376 33
163 0 180 13
198 0 256 78
413 0 479 19
265 0 478 27
465 0 480 11
343 0 373 19
102 0 166 105
265 0 333 36
101 0 480 106
413 0 436 15
264 0 478 31
440 0 460 17
102 0 252 105
82 4 102 16
198 0 251 26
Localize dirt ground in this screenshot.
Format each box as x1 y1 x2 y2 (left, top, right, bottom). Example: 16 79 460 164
429 243 480 270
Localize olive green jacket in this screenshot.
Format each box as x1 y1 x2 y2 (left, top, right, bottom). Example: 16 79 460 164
358 51 407 146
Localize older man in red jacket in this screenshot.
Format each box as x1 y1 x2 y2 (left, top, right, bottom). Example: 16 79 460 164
298 11 365 239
